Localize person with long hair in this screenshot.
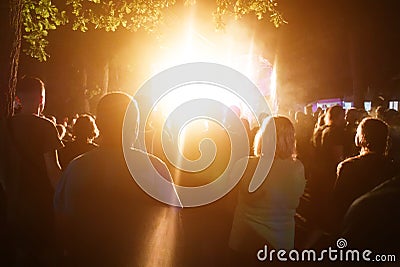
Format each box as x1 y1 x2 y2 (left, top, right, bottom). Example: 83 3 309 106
228 116 306 265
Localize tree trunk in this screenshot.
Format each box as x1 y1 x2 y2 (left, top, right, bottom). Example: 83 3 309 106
0 0 23 118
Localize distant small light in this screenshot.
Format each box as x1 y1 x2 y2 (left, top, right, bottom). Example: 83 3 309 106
364 101 372 112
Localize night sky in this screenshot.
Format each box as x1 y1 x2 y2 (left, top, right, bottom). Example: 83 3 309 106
14 0 400 115
275 0 400 108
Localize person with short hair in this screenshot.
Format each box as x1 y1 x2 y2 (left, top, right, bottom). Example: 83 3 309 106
55 92 182 266
332 117 396 232
1 76 63 266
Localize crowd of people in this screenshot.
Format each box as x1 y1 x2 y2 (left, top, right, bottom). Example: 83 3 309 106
0 76 399 266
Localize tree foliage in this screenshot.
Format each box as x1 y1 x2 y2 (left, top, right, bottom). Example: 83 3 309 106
22 0 67 61
213 0 286 30
22 0 285 62
66 0 176 32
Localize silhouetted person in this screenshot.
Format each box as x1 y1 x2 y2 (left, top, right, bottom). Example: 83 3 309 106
295 111 314 179
1 76 63 266
342 175 400 260
343 108 361 158
309 112 326 182
332 118 396 232
307 106 345 245
320 106 346 170
383 109 400 168
228 116 305 266
311 113 326 151
55 92 182 266
57 114 99 169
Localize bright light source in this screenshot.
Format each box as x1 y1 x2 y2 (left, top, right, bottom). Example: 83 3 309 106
153 83 253 119
269 62 278 114
389 101 399 111
343 102 353 109
150 24 268 84
364 101 372 112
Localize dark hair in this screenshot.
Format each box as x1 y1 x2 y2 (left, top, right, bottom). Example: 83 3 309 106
17 76 44 96
356 118 389 154
96 92 138 145
295 111 306 123
72 114 99 141
324 105 344 126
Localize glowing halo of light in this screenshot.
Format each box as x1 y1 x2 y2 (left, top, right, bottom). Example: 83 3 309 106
123 62 276 207
162 115 218 173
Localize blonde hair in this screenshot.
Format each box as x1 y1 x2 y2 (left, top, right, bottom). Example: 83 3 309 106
254 116 296 159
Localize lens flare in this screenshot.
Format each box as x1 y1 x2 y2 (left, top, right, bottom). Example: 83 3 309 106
124 62 276 207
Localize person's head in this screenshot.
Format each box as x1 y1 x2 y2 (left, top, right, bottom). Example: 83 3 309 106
375 106 385 120
72 114 99 142
305 104 313 116
96 92 139 147
355 118 389 155
16 76 45 115
324 105 345 127
314 107 323 118
254 116 296 159
383 109 399 126
345 108 358 125
295 111 306 124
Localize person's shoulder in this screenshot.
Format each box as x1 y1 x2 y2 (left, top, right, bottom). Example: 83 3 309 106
322 125 344 136
130 148 168 170
350 177 398 209
348 185 385 216
368 176 400 197
276 157 304 169
292 157 304 168
62 148 102 179
65 146 95 165
11 114 50 125
338 155 361 169
127 148 170 177
128 148 163 162
290 158 305 178
32 115 61 137
67 146 101 165
33 115 57 127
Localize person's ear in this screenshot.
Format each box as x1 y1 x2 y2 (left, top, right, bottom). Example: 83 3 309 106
39 99 45 113
39 94 45 113
355 132 361 147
